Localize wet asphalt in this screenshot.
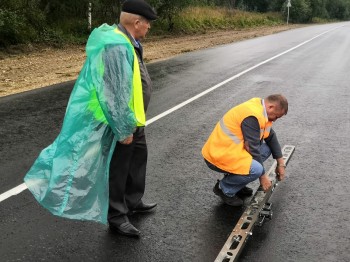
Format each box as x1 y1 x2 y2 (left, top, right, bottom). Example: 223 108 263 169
0 22 350 262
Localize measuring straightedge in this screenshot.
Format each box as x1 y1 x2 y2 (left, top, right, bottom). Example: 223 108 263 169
214 145 295 262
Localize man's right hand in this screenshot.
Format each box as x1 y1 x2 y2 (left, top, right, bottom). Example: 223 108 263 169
259 174 272 192
120 134 133 145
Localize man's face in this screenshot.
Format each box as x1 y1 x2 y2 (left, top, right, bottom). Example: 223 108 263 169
267 106 285 122
135 17 151 40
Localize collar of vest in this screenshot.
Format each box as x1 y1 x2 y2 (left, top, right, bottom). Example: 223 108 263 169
117 24 139 49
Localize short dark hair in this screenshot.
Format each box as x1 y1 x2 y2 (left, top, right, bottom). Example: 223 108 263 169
266 94 288 115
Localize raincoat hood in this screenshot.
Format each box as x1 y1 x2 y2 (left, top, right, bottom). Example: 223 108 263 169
86 24 129 55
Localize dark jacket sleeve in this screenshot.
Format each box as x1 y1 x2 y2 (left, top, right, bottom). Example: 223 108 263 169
264 128 283 159
241 116 263 166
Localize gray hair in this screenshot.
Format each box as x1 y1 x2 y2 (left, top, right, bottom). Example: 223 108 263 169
120 11 144 26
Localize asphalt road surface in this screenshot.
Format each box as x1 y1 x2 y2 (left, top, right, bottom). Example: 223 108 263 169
1 22 350 262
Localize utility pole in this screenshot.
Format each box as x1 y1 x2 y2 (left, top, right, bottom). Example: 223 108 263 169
287 0 291 25
88 2 92 31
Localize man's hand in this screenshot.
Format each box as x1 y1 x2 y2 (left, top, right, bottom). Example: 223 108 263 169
120 134 133 145
275 165 286 181
259 174 272 192
275 158 286 181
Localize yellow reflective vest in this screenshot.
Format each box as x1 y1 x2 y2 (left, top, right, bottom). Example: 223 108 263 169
89 28 145 127
202 98 273 174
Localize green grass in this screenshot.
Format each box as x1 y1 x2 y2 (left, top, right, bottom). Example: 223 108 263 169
150 6 285 35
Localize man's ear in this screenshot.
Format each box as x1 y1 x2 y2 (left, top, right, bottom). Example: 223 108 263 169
134 19 141 29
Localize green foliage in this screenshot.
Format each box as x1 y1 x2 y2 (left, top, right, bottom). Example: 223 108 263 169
0 1 48 46
326 0 350 20
1 0 350 47
283 0 313 23
310 0 329 19
164 6 284 34
149 0 193 31
0 9 35 46
236 0 270 12
268 0 286 12
38 27 64 46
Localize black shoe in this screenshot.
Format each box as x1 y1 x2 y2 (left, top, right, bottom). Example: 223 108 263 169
130 202 157 214
213 180 243 207
236 186 253 197
109 221 140 237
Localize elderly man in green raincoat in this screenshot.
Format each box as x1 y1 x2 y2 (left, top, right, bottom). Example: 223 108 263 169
24 0 157 230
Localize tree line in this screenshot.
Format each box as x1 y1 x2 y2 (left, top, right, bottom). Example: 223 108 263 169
1 0 350 46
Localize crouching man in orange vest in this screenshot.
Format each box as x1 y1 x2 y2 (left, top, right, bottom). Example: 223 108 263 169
202 94 288 206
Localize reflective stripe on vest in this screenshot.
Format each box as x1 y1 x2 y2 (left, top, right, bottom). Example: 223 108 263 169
219 118 240 144
220 118 272 144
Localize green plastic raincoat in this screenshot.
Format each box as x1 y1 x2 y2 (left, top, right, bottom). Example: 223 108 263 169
24 24 145 224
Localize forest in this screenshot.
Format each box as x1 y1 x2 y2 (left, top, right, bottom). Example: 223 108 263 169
1 0 350 46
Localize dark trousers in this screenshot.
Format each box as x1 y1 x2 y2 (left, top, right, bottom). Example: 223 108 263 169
108 127 147 223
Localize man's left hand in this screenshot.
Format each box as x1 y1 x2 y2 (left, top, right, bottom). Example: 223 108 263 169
275 165 286 181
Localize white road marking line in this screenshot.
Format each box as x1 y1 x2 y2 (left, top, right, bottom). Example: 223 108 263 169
0 25 343 203
0 183 28 202
146 26 342 125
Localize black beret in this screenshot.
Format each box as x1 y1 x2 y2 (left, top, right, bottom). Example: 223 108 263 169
122 0 158 21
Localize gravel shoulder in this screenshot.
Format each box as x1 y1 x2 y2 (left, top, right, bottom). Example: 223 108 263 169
0 24 304 97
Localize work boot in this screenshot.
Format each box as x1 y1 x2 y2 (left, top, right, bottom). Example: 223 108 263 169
213 180 243 207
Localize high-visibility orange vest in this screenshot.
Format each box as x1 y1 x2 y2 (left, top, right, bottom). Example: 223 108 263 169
202 98 273 174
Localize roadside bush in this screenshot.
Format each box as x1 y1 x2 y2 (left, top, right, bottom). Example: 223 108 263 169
54 18 91 36
0 9 30 46
40 18 92 45
284 0 313 23
38 28 64 46
25 7 46 31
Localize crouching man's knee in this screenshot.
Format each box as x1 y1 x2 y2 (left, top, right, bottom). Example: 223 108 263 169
249 160 264 180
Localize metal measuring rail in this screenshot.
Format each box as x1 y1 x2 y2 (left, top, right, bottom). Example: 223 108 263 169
215 145 296 262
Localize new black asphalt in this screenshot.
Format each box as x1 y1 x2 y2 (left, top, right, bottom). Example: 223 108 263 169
1 22 349 262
